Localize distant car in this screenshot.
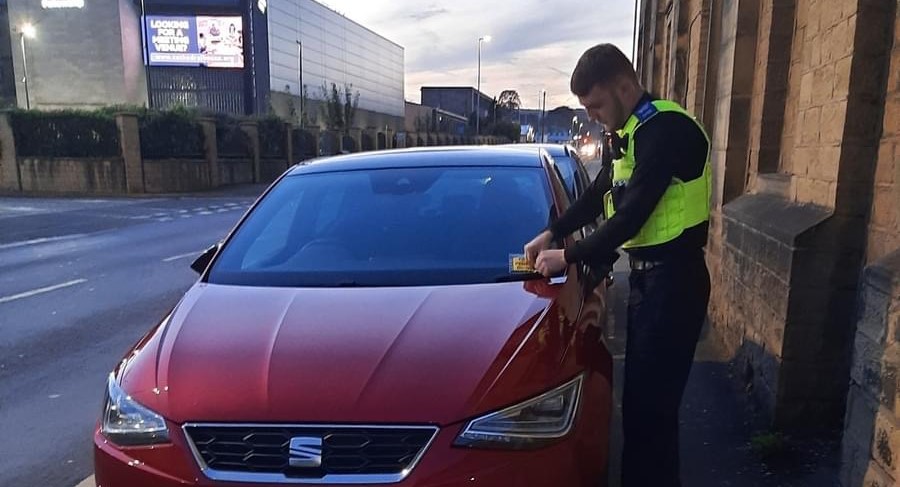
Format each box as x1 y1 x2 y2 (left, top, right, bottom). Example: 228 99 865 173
93 146 613 487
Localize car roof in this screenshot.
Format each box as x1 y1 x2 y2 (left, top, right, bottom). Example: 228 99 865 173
501 143 575 158
288 146 546 175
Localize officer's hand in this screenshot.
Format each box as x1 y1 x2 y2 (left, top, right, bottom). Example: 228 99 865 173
524 230 553 266
535 249 567 277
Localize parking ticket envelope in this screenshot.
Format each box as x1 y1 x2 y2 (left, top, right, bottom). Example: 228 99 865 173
509 254 534 273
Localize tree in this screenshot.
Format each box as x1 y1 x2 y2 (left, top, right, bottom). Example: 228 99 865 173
488 120 520 142
300 84 316 126
319 82 360 134
497 90 522 121
343 84 360 134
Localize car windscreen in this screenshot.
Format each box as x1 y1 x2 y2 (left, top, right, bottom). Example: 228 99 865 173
208 165 552 287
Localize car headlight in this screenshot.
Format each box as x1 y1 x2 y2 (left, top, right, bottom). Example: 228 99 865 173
101 373 169 446
454 374 583 450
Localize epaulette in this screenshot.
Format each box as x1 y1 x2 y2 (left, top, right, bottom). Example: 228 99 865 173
634 100 658 124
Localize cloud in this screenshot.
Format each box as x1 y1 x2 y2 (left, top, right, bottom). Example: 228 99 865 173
408 6 449 21
317 0 636 108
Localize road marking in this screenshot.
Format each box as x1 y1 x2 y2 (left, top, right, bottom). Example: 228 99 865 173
75 475 94 487
0 278 87 304
0 234 86 250
163 251 199 262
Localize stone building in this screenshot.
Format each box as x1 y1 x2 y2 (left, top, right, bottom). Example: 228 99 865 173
635 0 898 484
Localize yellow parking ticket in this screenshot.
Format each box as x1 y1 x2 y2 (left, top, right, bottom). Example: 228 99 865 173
509 254 535 273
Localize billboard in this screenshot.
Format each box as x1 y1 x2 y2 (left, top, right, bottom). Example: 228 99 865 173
146 15 244 68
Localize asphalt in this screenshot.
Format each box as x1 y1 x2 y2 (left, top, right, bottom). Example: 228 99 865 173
0 185 266 487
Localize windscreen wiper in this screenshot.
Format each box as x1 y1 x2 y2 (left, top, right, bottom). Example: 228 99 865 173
493 273 544 283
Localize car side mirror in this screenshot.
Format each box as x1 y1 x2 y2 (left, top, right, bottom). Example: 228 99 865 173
191 243 220 274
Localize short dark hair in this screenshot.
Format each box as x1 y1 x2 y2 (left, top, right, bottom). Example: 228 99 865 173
570 44 637 96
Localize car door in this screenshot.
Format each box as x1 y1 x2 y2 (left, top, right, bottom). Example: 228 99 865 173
540 152 608 357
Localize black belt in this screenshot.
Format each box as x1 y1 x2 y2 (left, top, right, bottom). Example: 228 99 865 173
629 257 665 271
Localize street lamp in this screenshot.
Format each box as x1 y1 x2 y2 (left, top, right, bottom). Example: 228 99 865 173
476 35 491 136
20 23 36 110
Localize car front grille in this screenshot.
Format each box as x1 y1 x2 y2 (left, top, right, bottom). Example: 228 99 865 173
183 423 439 484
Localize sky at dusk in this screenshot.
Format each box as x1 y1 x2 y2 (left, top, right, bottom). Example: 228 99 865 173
319 0 638 109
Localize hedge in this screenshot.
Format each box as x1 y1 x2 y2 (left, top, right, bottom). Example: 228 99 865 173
10 110 120 158
138 108 204 159
213 113 252 158
258 116 286 158
292 128 316 161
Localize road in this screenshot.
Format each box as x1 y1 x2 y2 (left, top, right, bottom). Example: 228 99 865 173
0 186 265 487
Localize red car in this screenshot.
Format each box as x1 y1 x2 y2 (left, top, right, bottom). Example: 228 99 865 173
93 147 613 486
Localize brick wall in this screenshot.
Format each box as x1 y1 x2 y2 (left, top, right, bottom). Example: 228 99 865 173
638 0 899 434
840 5 900 485
867 7 900 264
142 159 211 194
785 0 860 207
0 111 495 194
218 159 254 187
841 252 900 487
18 158 126 193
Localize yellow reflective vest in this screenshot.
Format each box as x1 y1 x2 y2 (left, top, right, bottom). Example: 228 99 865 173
603 99 712 249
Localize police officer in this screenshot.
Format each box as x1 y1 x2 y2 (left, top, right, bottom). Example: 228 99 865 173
524 43 711 487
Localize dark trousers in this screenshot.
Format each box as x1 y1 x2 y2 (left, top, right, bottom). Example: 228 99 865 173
621 252 710 487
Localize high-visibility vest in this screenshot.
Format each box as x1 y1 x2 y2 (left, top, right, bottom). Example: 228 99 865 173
603 99 712 248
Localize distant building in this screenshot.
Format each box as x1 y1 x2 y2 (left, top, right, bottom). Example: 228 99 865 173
420 86 493 122
404 101 467 135
0 0 405 129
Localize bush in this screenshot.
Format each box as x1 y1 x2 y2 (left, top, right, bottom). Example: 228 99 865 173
212 113 252 158
292 128 316 161
10 109 120 158
258 116 286 158
138 107 204 159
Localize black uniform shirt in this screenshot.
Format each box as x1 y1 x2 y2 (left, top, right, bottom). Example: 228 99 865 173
549 93 710 264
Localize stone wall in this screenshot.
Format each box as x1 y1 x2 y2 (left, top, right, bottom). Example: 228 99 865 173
637 0 899 435
142 159 210 194
840 3 900 485
841 251 900 486
18 158 126 193
0 111 508 195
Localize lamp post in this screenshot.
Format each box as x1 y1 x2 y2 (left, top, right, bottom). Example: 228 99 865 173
20 23 36 110
539 89 546 143
476 35 491 136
